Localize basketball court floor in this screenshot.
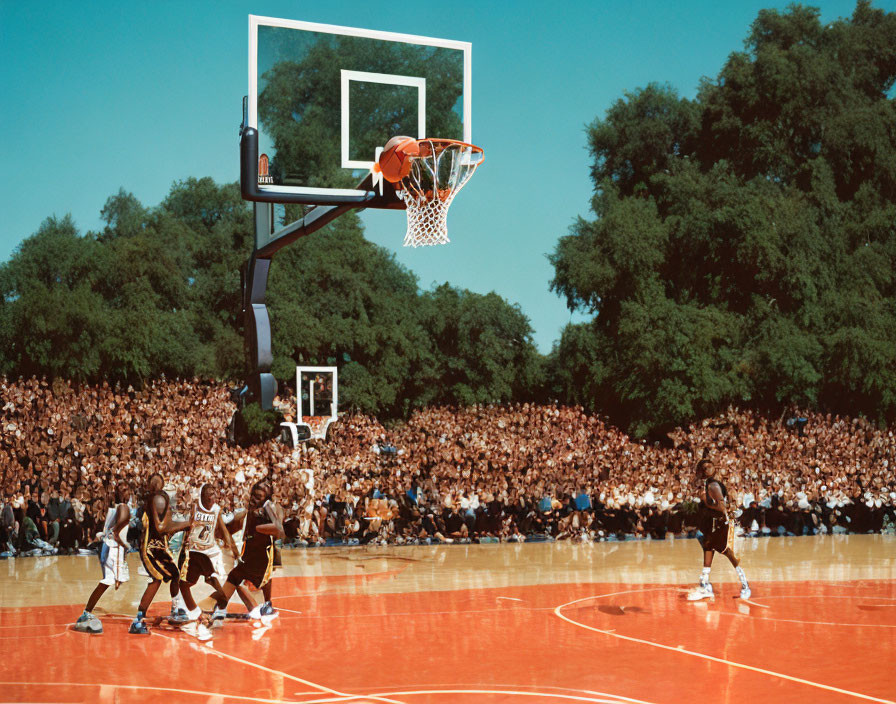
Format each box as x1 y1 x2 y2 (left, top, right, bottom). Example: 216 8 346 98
2 534 894 703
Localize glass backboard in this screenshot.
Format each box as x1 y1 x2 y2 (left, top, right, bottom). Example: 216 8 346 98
249 16 471 201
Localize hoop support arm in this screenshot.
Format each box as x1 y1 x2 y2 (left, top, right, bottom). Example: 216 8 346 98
256 197 360 258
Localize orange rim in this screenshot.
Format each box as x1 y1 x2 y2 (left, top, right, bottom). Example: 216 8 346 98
413 137 484 159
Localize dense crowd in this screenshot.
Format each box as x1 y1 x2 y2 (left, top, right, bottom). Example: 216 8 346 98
2 376 895 555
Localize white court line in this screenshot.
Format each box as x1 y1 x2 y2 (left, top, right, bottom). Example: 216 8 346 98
741 613 896 628
0 630 69 640
496 596 523 601
298 690 654 704
748 595 896 601
553 589 895 703
341 683 653 704
153 630 408 704
0 681 317 703
741 595 896 626
268 604 555 620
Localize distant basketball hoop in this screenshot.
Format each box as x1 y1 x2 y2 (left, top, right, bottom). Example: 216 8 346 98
280 366 338 446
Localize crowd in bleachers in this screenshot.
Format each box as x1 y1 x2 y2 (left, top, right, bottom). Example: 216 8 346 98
2 376 895 556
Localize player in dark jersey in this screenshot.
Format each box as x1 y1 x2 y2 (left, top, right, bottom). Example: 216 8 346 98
129 472 192 634
207 506 268 623
213 479 284 621
687 458 751 601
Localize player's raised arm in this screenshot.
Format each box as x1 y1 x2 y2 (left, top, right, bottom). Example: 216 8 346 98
705 481 727 515
113 503 130 551
256 500 285 539
152 494 192 535
216 510 240 559
227 508 247 535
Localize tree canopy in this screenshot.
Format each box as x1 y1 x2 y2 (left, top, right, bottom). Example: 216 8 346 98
4 2 895 434
549 1 896 436
0 179 539 417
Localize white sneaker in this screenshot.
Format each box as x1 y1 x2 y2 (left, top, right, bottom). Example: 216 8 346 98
247 605 263 619
182 621 197 637
740 585 751 599
182 621 213 642
687 583 714 601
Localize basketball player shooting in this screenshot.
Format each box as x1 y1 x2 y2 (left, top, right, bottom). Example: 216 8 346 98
687 458 751 601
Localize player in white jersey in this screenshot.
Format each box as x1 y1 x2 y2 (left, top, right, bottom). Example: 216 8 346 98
73 484 132 634
177 483 240 639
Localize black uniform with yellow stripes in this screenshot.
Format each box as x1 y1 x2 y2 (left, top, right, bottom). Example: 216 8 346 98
225 501 275 590
139 491 179 582
699 479 735 553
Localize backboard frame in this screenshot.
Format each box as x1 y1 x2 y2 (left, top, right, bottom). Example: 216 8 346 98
246 15 472 204
280 365 339 444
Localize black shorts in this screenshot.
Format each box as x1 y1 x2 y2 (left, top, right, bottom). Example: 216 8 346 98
226 545 274 590
178 549 216 585
700 516 734 553
140 539 179 582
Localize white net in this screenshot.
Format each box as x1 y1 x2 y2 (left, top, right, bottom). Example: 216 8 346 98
398 139 484 247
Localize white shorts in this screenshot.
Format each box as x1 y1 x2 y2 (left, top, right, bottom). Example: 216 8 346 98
99 542 130 586
209 549 227 584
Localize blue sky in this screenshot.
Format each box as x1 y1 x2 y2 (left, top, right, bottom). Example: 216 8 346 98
1 0 884 353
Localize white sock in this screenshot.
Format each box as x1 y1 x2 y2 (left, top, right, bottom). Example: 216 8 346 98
736 565 748 585
700 567 711 585
188 606 202 620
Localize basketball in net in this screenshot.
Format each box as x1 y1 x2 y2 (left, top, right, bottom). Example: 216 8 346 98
377 136 419 183
377 138 484 247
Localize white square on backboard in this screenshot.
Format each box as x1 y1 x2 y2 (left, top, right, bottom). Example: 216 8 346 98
341 70 426 170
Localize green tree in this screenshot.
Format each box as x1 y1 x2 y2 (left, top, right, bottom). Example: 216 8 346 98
1 174 546 419
0 215 109 380
416 284 542 407
265 212 433 416
0 179 255 385
160 178 254 379
550 2 896 435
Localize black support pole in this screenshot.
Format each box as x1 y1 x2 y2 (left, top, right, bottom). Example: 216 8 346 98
237 120 400 411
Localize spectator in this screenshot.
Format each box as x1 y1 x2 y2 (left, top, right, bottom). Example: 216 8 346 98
1 375 894 549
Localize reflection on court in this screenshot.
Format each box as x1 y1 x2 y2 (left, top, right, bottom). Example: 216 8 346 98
1 534 894 703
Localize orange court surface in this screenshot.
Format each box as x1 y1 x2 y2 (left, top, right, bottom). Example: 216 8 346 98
1 534 894 704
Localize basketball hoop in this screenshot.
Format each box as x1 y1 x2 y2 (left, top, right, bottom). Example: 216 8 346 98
392 139 484 247
302 415 331 440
